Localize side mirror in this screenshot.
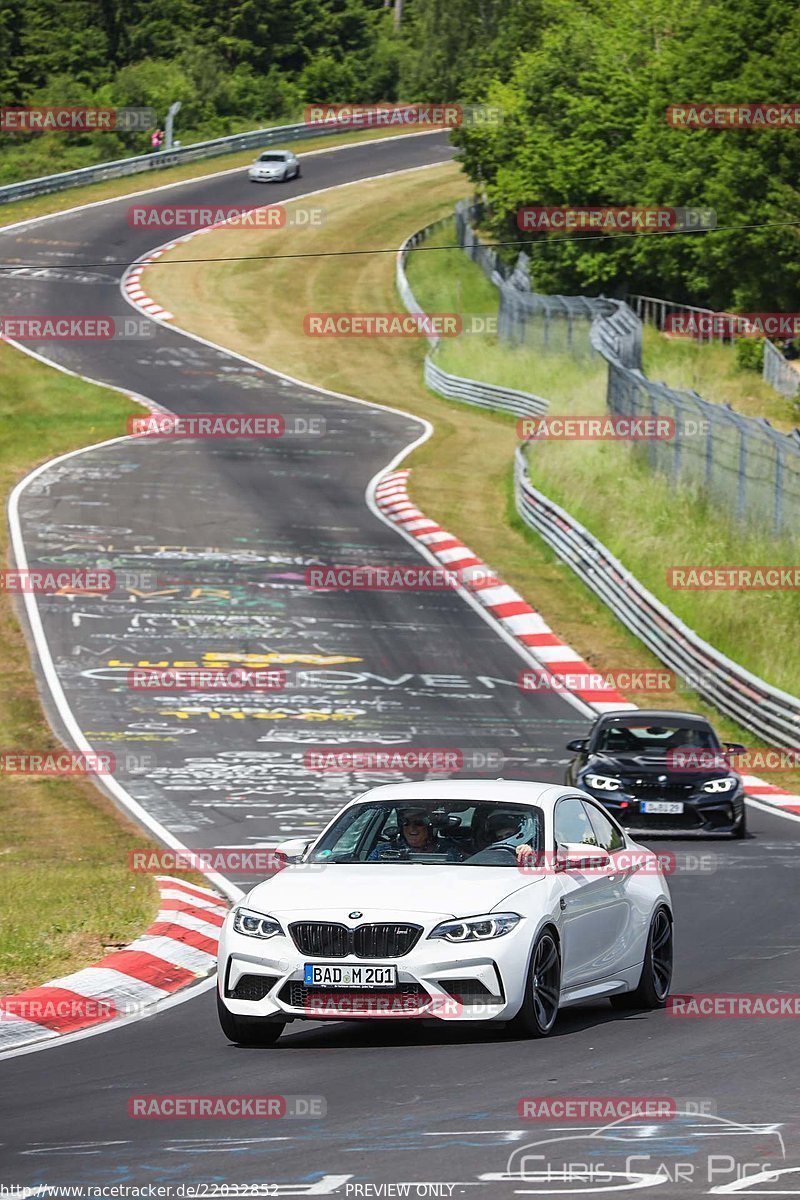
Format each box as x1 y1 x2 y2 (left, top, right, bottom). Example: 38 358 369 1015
566 738 588 753
725 743 746 755
274 837 313 863
556 843 611 872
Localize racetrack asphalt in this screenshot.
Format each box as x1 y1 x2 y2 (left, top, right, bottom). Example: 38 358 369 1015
1 131 799 1197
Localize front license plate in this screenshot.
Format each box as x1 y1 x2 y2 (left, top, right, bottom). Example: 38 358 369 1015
641 800 684 814
304 963 397 988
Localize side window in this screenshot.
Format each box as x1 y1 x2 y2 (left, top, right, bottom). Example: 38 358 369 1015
554 797 598 847
584 802 625 851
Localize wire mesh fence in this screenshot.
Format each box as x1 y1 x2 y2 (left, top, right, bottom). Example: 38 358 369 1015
454 200 800 538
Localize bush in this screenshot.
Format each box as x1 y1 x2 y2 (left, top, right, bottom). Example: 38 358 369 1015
734 337 765 373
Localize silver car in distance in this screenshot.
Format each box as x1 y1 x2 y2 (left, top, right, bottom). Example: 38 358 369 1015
248 149 301 182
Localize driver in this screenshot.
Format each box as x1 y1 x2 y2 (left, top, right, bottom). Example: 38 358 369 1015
368 809 463 860
399 809 437 852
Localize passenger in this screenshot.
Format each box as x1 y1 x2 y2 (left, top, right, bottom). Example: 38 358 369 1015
467 810 536 864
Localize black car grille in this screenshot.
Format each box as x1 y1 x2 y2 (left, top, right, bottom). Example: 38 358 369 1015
280 981 428 1008
226 974 278 1001
290 922 350 957
620 779 696 799
289 922 422 959
620 808 702 831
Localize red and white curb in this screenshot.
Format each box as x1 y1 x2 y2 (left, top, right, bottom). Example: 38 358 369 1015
123 246 174 320
374 470 800 817
0 876 228 1052
123 218 262 322
374 469 635 714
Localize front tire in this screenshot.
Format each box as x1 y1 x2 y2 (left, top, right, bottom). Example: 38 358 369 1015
610 906 672 1011
217 992 285 1045
510 929 561 1037
733 804 747 839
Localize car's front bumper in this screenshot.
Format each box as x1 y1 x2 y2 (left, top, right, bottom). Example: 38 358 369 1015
218 920 530 1023
582 787 746 836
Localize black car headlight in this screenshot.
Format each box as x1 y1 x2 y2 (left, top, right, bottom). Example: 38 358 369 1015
428 913 521 942
701 776 738 794
232 907 283 939
584 773 622 792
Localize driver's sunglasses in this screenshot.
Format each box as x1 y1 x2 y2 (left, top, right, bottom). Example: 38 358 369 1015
402 819 428 829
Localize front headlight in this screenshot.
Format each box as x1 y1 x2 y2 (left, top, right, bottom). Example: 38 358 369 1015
232 907 284 939
584 773 622 792
428 912 521 942
702 776 737 794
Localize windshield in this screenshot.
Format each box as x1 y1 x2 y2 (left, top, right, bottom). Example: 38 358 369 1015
306 800 544 866
258 152 288 161
593 721 719 755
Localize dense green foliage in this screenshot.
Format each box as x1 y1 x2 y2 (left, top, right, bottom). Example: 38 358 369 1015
2 0 797 309
446 0 800 309
0 0 405 181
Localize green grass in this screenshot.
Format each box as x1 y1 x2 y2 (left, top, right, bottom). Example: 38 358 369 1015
0 345 161 992
407 220 800 701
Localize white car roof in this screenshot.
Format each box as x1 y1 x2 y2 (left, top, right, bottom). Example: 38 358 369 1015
347 779 569 812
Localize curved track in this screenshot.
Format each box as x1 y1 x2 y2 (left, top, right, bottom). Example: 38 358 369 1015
1 133 800 1197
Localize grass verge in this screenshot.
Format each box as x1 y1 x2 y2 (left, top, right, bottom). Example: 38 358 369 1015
144 164 800 792
0 348 159 992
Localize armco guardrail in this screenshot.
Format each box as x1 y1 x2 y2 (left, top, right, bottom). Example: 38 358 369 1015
395 217 452 348
515 444 800 749
0 110 410 206
424 357 547 417
396 220 548 416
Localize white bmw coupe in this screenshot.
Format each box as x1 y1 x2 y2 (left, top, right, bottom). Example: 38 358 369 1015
217 780 673 1044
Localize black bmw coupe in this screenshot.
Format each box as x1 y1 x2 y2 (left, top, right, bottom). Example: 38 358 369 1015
565 710 747 837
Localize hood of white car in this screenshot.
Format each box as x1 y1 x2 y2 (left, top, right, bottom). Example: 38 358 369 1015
241 863 542 919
